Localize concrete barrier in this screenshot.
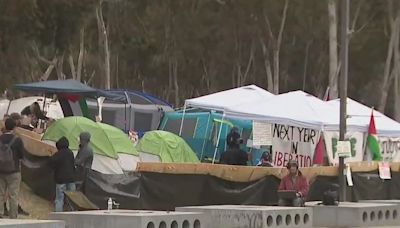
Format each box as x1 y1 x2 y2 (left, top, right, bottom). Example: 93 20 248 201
50 210 207 228
306 201 400 227
176 205 312 228
0 219 64 228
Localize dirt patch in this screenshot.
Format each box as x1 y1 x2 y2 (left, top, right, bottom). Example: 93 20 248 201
18 182 52 219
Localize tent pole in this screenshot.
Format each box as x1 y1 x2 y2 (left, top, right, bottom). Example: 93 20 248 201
5 99 12 116
124 91 132 131
212 111 226 164
200 112 211 161
178 102 187 136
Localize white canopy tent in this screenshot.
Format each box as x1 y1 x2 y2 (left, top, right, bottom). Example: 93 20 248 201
184 84 274 111
180 84 274 163
327 98 400 137
224 90 339 131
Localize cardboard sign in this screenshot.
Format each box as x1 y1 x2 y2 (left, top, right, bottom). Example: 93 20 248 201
379 162 391 179
252 121 272 146
337 141 351 157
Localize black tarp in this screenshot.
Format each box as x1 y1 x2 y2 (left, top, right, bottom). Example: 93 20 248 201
20 163 400 210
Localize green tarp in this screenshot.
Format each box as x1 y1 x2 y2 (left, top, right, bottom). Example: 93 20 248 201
136 130 200 163
42 116 138 158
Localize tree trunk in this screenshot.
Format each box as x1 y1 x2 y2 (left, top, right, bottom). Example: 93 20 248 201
328 0 339 98
96 0 111 89
264 0 288 94
68 53 76 79
379 5 400 112
76 27 85 82
56 54 65 80
259 39 274 92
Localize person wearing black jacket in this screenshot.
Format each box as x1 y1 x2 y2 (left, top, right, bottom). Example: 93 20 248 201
49 137 76 212
0 118 25 218
219 127 248 166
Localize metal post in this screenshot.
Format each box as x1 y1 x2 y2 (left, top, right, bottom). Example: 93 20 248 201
339 0 349 202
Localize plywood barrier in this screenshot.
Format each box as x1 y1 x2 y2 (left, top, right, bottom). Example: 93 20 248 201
137 163 341 182
15 127 42 140
137 162 400 182
17 131 56 156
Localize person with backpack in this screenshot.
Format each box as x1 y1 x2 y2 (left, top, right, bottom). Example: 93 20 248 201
0 118 25 218
49 137 76 212
219 127 248 166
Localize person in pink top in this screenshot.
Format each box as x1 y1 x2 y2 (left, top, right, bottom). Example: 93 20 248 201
278 160 309 207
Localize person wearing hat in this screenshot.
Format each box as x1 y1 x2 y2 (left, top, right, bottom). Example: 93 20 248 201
219 127 248 166
278 160 309 207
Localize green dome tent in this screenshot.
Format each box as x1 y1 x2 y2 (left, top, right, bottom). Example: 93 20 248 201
42 116 138 158
136 130 199 163
42 116 139 174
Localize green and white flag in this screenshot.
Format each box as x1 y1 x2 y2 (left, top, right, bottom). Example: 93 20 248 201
366 110 383 161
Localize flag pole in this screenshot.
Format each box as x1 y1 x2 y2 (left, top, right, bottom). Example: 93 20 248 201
338 0 349 202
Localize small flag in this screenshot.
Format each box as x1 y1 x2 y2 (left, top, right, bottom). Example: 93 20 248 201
313 133 326 165
366 110 383 161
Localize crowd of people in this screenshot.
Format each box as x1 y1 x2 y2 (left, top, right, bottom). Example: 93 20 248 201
0 101 95 217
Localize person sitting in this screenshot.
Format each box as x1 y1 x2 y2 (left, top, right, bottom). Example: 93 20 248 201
49 137 76 212
278 160 309 207
257 151 274 167
219 127 248 166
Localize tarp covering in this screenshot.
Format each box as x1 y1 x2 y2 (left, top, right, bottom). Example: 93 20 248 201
42 116 138 159
98 89 172 107
185 85 274 111
136 131 200 163
83 170 398 210
14 79 98 95
18 157 400 211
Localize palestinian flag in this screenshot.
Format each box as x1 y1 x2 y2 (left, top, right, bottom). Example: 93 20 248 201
366 110 383 161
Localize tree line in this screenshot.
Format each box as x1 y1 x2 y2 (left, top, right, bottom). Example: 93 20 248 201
1 0 400 119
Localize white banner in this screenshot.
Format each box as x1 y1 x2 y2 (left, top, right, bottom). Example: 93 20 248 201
324 131 364 165
271 124 319 167
379 137 400 162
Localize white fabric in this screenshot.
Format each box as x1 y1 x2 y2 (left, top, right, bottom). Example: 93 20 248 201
225 91 339 130
185 85 274 111
118 153 140 172
91 154 124 175
327 98 400 136
139 152 161 163
0 96 64 120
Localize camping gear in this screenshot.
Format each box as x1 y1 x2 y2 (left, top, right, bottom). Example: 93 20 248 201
86 89 173 133
136 130 200 163
42 116 138 158
42 116 140 174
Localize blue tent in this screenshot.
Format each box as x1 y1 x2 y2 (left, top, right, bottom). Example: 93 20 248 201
159 110 265 165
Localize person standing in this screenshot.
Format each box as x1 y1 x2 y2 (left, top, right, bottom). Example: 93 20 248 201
219 127 248 166
49 137 76 212
0 118 25 218
75 132 93 170
278 160 309 207
75 132 93 190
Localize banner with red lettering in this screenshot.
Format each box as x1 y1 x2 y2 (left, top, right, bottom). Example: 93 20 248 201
272 124 319 167
324 131 364 165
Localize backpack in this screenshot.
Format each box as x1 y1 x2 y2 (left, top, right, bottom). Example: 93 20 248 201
0 136 17 172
